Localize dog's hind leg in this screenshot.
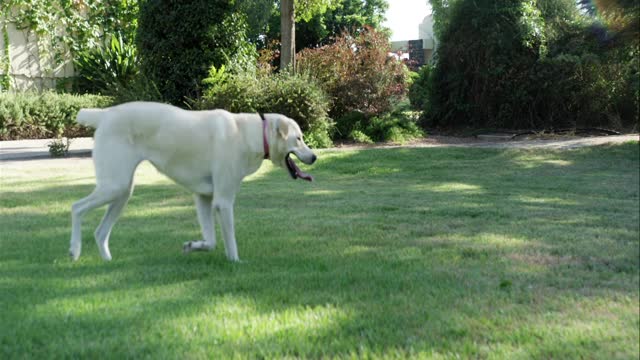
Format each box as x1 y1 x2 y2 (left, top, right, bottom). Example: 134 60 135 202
70 186 127 261
183 194 216 253
70 143 140 261
94 183 134 261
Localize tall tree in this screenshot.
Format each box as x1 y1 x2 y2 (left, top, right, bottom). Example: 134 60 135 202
577 0 640 45
295 0 388 50
281 0 296 70
137 0 251 105
429 0 462 39
236 0 377 69
280 0 341 70
422 0 638 131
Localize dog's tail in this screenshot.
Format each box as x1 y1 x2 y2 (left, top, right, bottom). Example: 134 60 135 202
76 108 107 129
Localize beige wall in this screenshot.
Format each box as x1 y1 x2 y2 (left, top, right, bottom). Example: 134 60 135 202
0 18 74 92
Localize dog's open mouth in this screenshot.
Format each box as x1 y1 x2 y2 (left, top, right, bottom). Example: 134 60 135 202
285 153 313 182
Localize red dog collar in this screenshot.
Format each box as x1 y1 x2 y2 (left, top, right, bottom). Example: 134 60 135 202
260 113 269 159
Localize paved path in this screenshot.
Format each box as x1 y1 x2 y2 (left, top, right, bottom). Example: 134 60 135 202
335 134 640 151
1 135 638 162
0 138 95 161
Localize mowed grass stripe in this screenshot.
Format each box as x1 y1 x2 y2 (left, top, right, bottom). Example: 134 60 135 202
0 143 638 359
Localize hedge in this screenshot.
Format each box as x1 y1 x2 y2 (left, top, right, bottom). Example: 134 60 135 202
137 0 254 105
195 71 334 148
0 92 114 140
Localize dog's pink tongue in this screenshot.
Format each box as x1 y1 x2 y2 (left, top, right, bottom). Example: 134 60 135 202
296 169 314 182
288 157 314 182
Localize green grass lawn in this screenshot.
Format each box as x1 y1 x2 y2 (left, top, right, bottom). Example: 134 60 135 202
1 143 638 359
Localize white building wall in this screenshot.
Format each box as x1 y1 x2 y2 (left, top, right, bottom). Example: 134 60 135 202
390 14 437 66
0 18 75 92
419 14 437 50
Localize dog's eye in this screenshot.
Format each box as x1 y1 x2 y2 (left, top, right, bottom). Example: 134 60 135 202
296 136 302 141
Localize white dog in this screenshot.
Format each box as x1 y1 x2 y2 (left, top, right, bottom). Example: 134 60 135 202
70 101 316 262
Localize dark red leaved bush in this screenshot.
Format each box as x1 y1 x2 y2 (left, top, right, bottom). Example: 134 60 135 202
297 27 407 119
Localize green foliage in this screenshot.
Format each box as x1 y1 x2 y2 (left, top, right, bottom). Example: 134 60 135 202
238 0 355 46
348 129 373 144
0 23 9 91
196 70 333 148
424 0 639 131
277 0 389 50
429 0 462 39
201 65 229 89
198 73 262 114
303 117 335 149
108 74 164 105
296 27 410 143
297 27 408 120
578 0 640 44
234 0 277 43
294 0 342 22
408 65 431 111
0 91 113 140
137 1 254 106
47 137 71 158
335 110 367 138
74 34 140 95
427 0 546 128
2 0 139 74
365 113 423 144
263 71 331 135
73 30 162 104
363 101 424 144
336 101 424 144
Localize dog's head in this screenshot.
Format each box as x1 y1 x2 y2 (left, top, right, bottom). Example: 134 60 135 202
267 114 317 181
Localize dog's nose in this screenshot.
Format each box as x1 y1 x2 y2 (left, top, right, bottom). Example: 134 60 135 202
311 154 317 164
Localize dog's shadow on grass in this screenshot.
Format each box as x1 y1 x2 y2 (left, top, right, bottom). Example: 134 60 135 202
1 144 638 356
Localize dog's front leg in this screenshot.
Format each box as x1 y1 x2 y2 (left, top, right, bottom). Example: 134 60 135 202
213 196 239 262
184 194 216 253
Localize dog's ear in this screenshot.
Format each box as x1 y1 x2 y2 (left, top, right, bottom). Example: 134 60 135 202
277 117 289 139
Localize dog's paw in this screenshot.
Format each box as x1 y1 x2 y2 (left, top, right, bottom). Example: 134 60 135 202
183 240 215 253
226 254 241 262
69 246 80 261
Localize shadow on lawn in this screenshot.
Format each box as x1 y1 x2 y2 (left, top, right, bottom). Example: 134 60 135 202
1 144 638 357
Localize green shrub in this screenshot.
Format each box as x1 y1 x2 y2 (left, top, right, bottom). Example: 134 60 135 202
196 71 334 148
408 65 431 111
348 130 373 144
0 92 113 140
108 74 164 105
48 138 71 158
304 118 335 149
198 72 262 114
262 72 331 134
137 1 254 105
335 111 367 138
425 0 638 131
74 34 140 95
364 105 424 144
337 100 423 144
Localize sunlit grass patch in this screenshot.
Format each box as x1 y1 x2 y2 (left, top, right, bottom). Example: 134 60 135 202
0 143 638 358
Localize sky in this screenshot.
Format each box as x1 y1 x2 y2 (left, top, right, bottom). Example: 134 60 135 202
383 0 432 41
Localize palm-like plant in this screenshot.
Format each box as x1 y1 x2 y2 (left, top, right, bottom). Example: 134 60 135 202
74 34 140 94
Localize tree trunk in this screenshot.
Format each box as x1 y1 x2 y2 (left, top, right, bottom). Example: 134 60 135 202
280 0 295 71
